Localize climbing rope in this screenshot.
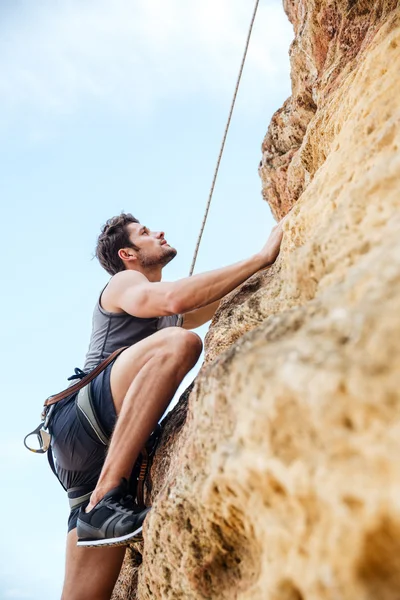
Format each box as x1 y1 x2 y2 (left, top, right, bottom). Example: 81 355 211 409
188 0 260 277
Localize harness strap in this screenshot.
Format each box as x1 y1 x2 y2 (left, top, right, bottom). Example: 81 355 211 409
49 440 94 508
44 346 128 408
136 447 149 507
76 384 109 446
47 445 67 491
68 489 93 510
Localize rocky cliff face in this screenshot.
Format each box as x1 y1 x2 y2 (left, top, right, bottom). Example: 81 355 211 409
113 2 400 598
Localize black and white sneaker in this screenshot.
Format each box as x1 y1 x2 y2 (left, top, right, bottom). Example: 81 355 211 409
76 478 151 547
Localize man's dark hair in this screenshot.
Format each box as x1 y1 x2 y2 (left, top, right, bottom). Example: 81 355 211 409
95 213 140 275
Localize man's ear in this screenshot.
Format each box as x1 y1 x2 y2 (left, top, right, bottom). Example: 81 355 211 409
118 248 137 262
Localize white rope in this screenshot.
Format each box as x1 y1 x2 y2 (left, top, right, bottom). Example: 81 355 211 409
188 0 261 277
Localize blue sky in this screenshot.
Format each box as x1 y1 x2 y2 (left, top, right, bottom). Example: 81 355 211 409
0 1 292 597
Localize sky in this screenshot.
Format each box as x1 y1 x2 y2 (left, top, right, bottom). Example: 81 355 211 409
0 1 293 598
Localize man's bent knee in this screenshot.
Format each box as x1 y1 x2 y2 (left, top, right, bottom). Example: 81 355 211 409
166 328 203 362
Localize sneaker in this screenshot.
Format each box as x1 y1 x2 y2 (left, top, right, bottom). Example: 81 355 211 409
76 478 151 547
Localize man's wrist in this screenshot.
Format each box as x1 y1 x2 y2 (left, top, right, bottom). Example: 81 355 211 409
252 252 270 271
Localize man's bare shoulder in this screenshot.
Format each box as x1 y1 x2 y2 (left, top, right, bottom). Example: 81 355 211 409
109 270 148 291
102 271 148 312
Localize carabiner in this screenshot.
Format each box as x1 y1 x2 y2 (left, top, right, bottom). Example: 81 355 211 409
23 423 52 454
24 405 54 454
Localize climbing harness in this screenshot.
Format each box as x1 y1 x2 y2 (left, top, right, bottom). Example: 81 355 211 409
23 0 261 504
23 346 128 454
23 344 160 508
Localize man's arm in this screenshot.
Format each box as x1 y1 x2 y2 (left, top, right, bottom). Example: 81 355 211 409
181 299 221 330
110 219 285 318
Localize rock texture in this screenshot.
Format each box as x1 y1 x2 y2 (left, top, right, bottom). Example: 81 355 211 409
113 2 400 598
259 0 399 220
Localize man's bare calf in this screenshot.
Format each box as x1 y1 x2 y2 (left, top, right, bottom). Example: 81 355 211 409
61 327 202 600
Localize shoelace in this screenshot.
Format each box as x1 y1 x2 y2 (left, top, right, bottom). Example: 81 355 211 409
121 492 136 511
109 494 136 515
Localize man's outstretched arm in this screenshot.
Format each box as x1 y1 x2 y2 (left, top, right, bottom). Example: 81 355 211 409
110 218 286 318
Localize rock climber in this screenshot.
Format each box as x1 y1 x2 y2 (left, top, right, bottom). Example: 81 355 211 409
50 212 285 599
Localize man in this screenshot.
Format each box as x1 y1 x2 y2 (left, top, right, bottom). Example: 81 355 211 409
51 212 285 599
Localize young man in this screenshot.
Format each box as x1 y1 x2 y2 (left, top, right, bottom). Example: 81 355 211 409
51 213 285 600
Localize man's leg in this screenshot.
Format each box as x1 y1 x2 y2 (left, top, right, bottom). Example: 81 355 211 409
87 326 202 508
62 327 202 599
61 529 126 600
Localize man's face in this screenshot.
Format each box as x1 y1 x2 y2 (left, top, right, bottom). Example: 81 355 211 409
126 222 177 268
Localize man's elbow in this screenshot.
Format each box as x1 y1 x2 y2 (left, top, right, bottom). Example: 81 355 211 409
166 291 186 316
166 288 202 316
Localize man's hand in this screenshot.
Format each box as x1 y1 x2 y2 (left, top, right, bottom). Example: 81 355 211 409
256 215 287 269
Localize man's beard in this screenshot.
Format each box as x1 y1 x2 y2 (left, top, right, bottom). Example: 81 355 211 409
138 245 177 268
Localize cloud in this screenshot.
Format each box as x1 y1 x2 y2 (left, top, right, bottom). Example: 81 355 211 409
0 0 293 128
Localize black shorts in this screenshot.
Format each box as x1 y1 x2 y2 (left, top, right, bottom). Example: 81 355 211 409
49 360 119 532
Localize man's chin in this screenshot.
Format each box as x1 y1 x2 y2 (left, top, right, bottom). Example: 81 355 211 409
162 245 177 265
166 244 177 256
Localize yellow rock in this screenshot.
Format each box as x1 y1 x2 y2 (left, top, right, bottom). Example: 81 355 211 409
114 3 400 599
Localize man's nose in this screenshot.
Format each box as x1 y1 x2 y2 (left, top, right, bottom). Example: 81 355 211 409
154 231 165 239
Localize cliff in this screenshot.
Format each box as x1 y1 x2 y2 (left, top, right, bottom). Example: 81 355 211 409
113 1 400 598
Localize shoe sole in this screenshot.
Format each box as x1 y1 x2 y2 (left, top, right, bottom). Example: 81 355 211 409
77 525 144 548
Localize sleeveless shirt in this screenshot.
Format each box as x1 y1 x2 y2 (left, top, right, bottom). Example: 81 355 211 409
82 284 181 372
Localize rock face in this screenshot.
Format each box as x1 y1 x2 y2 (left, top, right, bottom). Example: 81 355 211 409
259 0 399 221
113 2 400 599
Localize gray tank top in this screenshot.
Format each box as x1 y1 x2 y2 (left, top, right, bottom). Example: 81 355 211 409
83 284 181 371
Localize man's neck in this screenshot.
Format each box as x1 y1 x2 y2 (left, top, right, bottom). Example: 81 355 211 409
126 264 162 282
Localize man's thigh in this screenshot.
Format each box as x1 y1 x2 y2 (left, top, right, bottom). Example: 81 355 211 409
110 327 201 416
62 529 126 600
